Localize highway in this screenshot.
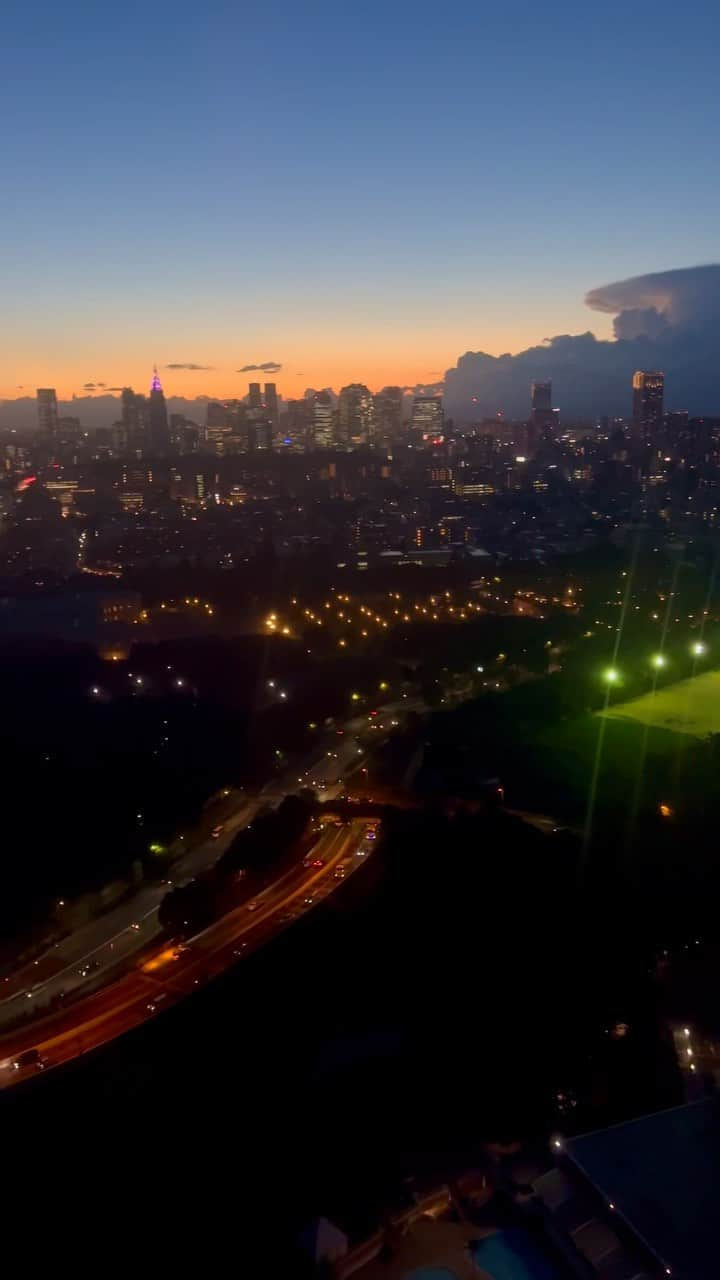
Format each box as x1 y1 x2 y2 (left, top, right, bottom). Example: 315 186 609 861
0 701 391 1024
0 817 377 1086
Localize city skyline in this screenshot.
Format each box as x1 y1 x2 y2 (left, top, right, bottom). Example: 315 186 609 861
2 1 719 400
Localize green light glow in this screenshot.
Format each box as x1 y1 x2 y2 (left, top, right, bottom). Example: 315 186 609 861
650 653 666 668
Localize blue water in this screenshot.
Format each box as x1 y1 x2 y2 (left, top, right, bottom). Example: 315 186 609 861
471 1228 558 1279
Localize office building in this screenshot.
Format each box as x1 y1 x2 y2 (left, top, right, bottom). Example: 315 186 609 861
148 367 170 454
373 386 404 444
527 380 559 450
310 390 335 448
205 399 246 453
411 395 444 439
264 382 279 429
338 383 374 445
37 388 59 436
246 381 276 451
632 370 664 439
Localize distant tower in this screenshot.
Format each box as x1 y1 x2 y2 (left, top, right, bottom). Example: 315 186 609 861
264 382 279 429
632 371 664 439
373 387 404 444
338 384 375 445
310 390 335 448
411 395 444 439
528 380 558 450
148 366 170 454
37 388 59 436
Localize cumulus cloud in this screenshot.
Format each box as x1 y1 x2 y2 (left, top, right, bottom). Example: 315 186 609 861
238 361 282 373
165 362 214 371
443 264 720 421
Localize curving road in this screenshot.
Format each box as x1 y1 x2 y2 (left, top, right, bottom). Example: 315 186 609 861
0 817 377 1087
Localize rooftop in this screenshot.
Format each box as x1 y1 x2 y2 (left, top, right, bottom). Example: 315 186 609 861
564 1098 720 1279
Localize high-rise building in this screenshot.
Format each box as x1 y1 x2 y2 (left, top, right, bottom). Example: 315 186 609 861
148 367 170 454
527 380 558 450
338 383 374 445
310 390 335 448
246 382 276 451
632 371 664 439
37 388 59 436
411 395 444 439
374 386 404 444
264 382 279 429
205 399 246 453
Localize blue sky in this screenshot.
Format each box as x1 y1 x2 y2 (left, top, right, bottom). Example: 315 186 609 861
1 0 718 396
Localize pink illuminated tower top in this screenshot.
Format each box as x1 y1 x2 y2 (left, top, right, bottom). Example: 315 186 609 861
150 365 163 393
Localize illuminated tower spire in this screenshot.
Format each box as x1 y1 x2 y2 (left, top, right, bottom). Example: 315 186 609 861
148 364 169 453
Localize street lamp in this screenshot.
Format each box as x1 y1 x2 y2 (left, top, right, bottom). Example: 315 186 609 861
691 641 707 657
603 667 620 684
650 653 666 669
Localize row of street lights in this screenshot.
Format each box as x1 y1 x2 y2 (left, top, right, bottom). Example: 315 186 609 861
603 640 708 684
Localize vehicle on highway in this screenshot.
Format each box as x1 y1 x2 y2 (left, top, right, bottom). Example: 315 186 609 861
311 858 325 868
12 1048 45 1072
145 993 168 1014
211 824 224 839
247 900 259 912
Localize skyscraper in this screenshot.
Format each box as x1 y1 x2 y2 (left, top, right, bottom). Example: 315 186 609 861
338 383 374 445
148 367 170 454
310 390 335 448
246 382 276 450
411 395 444 439
264 383 279 429
374 386 404 444
37 388 58 436
632 371 664 439
527 380 558 449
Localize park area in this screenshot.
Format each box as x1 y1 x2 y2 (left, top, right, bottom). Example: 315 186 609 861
600 668 720 739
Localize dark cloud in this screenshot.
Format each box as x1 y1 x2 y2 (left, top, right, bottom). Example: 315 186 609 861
106 387 125 392
82 382 106 390
237 361 282 373
444 265 720 421
165 362 215 371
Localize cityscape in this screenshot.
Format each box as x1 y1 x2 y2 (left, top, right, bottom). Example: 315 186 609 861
3 0 720 1275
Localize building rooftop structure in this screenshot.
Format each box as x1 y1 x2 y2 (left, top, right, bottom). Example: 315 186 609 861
556 1098 720 1280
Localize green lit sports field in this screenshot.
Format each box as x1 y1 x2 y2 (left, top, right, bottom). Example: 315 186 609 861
600 669 720 738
